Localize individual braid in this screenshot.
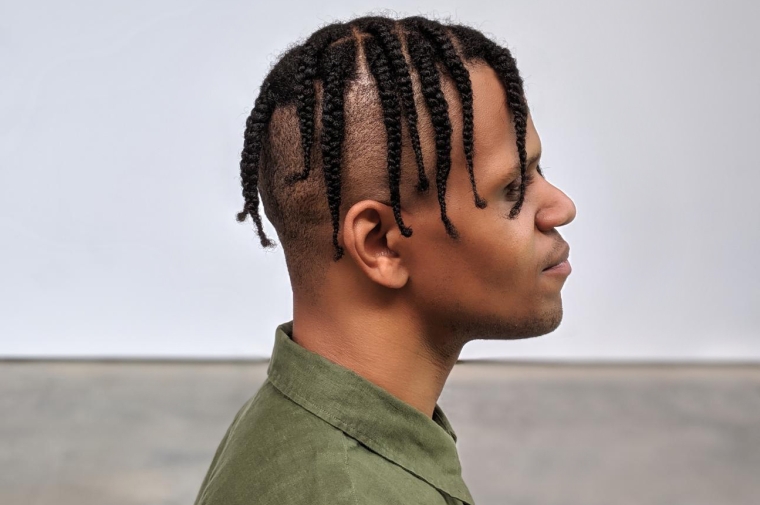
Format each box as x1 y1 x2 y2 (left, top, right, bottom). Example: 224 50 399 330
487 44 528 217
484 43 529 217
318 39 357 261
402 17 486 210
355 17 430 194
235 80 276 248
363 36 414 238
449 24 530 218
404 31 459 240
286 24 352 186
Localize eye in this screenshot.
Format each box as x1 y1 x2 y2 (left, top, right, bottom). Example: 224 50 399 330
505 170 537 201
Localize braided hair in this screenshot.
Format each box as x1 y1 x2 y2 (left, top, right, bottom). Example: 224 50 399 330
236 15 533 270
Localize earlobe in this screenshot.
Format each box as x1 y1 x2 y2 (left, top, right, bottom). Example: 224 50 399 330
343 201 409 289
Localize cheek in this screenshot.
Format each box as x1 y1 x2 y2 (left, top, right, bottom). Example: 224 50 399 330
467 204 536 277
402 217 481 305
443 218 536 300
473 225 534 289
403 203 537 302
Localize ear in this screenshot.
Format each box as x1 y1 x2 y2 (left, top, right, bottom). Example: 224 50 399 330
341 200 410 289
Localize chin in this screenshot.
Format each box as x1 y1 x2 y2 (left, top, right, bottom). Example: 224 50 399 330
460 303 564 341
509 301 565 339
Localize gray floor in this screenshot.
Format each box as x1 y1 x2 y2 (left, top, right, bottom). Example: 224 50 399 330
1 361 759 505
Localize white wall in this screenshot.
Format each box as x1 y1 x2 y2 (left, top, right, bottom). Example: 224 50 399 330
1 0 758 360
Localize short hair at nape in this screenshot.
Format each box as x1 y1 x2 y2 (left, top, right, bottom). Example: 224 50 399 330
235 15 533 293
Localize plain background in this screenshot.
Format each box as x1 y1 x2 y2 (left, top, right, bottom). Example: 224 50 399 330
1 0 758 360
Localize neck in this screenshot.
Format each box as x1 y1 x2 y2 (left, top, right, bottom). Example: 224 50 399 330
291 292 462 419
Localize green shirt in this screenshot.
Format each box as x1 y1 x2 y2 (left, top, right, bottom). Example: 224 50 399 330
194 320 475 505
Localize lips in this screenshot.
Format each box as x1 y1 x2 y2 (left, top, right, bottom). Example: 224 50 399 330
543 243 570 271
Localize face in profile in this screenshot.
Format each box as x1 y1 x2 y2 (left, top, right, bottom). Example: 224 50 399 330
394 63 577 344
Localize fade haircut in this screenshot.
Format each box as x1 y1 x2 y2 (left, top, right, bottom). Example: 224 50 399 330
235 15 536 294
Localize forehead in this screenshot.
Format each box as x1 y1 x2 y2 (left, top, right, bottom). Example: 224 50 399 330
468 63 539 146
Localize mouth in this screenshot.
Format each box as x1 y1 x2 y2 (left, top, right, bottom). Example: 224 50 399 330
542 243 571 273
542 259 571 275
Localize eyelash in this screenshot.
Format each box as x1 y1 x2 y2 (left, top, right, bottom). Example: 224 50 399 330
505 164 542 200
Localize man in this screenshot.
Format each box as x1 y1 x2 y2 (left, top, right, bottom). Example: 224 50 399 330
195 14 576 505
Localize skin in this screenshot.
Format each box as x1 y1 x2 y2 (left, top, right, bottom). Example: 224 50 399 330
291 62 577 419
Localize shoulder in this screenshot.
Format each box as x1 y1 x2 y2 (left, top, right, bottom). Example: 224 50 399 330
195 380 356 505
195 380 445 505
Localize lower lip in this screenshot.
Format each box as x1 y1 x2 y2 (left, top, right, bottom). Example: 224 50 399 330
543 260 571 276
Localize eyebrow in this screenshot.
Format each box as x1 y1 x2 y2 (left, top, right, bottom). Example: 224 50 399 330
488 149 542 191
523 150 542 173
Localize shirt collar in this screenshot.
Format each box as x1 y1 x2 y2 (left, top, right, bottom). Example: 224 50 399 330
266 320 474 505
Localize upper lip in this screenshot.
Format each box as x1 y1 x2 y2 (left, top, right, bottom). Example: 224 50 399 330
543 243 570 271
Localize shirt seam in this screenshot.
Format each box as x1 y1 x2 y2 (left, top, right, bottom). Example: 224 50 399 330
342 434 359 505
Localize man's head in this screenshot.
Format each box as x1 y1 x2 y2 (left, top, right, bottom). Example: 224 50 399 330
236 15 576 343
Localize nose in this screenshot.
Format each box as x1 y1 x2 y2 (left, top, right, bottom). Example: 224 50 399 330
536 182 576 232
